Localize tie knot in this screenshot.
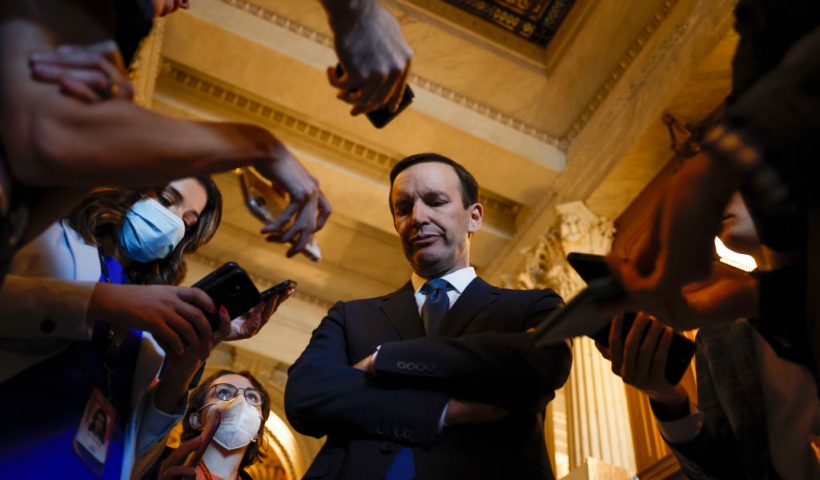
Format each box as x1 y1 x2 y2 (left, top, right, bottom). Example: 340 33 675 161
421 278 451 295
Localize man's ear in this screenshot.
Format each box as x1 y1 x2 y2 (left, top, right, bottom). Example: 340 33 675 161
188 411 202 430
467 203 483 234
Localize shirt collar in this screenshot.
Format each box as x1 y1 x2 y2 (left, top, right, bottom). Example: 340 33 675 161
411 266 477 294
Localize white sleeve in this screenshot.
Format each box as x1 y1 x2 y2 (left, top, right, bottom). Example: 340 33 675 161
0 275 95 339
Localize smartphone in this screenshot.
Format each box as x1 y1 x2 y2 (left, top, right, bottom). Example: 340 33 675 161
237 168 321 262
566 252 696 385
335 64 415 129
185 410 222 467
260 279 297 301
192 262 261 330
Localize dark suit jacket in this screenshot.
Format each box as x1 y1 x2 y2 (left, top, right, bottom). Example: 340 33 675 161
285 277 572 480
667 322 780 480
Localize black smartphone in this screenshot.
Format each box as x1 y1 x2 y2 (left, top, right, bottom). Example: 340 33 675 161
336 64 414 129
566 252 696 386
260 279 297 301
192 262 261 330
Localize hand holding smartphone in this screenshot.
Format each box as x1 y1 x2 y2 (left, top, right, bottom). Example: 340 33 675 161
335 64 414 128
261 279 297 301
185 411 222 468
567 252 696 385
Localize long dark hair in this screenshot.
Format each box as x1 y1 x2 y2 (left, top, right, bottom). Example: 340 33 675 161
66 176 222 285
182 369 271 469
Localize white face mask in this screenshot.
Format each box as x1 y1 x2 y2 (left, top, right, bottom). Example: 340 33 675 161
204 396 263 451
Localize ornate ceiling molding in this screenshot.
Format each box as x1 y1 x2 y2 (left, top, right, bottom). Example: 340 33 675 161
564 0 680 140
219 0 682 147
158 58 522 222
220 0 563 149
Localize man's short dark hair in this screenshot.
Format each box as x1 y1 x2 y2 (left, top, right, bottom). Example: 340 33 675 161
389 153 479 213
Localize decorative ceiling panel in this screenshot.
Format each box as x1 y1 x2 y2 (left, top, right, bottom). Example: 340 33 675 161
441 0 577 48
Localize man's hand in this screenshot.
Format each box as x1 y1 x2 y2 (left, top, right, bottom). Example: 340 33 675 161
254 143 332 258
607 152 744 322
29 40 135 103
157 436 203 480
324 0 413 116
223 287 294 341
353 352 376 373
595 312 689 408
444 399 508 425
88 283 222 359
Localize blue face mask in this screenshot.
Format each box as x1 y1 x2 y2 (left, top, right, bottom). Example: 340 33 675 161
117 198 186 262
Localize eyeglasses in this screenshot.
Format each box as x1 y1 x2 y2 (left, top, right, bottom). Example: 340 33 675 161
208 383 265 407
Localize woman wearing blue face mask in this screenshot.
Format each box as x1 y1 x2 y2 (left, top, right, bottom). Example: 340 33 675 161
154 369 272 480
0 177 291 479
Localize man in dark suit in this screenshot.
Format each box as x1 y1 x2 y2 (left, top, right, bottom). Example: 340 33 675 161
285 153 572 479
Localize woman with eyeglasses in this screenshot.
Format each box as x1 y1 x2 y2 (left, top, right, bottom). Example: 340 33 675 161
0 179 290 479
155 369 271 480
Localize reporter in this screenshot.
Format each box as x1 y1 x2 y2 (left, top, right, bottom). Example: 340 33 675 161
597 194 819 480
0 179 290 479
154 370 271 480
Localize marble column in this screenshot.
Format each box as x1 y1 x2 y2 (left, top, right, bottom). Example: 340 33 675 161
507 201 635 478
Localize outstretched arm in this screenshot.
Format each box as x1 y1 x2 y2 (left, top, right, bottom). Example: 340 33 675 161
321 0 412 116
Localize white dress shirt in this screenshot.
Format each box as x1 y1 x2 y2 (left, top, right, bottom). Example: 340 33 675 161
409 266 477 429
410 266 477 314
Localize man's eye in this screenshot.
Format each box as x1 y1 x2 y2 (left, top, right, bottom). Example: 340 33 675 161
159 194 174 207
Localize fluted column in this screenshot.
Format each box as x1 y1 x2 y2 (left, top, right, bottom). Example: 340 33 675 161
508 201 635 478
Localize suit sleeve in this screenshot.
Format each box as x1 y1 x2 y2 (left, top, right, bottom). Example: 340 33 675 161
372 291 572 412
285 302 450 447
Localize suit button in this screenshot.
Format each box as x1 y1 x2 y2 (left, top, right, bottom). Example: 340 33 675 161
380 442 396 454
376 426 385 435
402 428 412 439
396 361 406 370
40 319 55 333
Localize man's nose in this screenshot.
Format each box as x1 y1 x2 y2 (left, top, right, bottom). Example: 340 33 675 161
410 202 430 225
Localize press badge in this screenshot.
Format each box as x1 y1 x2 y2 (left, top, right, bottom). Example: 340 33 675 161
73 388 117 476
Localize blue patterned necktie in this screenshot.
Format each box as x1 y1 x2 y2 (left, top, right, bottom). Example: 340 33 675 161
420 278 451 336
385 279 453 480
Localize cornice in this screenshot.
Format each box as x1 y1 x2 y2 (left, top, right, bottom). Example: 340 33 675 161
220 0 681 147
564 0 680 140
158 58 522 221
220 0 563 149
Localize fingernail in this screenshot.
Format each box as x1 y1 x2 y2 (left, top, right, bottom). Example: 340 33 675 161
210 305 216 314
220 305 227 315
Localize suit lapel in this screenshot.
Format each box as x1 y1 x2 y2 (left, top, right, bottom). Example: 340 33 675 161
439 277 500 337
379 282 426 340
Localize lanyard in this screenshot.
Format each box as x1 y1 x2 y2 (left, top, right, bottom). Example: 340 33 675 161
98 253 130 401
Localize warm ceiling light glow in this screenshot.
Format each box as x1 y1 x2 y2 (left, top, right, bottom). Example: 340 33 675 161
714 237 757 272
